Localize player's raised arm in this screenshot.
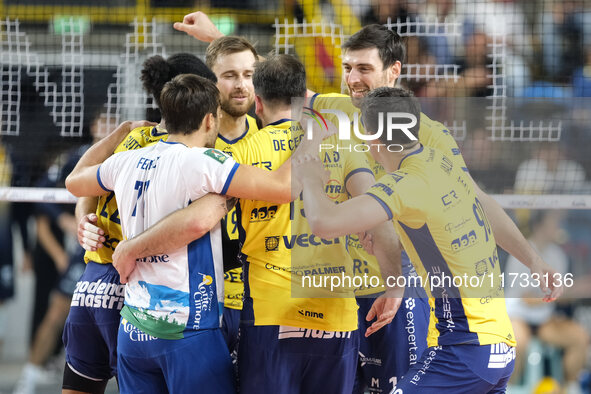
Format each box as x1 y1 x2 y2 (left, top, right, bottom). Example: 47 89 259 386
472 180 563 301
297 155 389 238
173 11 223 43
65 120 154 197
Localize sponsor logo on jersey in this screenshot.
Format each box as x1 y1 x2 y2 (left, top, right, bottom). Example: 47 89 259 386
264 262 346 276
298 309 324 319
71 279 125 310
136 254 170 263
474 259 488 276
121 319 158 342
192 274 214 330
451 230 478 252
265 236 280 251
358 351 382 367
325 179 343 200
488 343 515 369
444 217 471 233
250 205 278 222
204 148 228 164
277 326 352 340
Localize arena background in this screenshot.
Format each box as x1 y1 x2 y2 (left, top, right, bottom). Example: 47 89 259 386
1 0 591 393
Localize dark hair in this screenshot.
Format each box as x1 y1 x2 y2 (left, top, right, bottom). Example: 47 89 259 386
361 87 420 146
342 24 406 69
206 36 258 69
252 54 306 107
159 74 220 135
141 53 217 108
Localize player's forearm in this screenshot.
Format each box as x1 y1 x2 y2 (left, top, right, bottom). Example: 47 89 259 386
121 194 230 259
368 222 403 288
476 186 538 269
69 121 133 176
301 177 342 239
75 196 98 223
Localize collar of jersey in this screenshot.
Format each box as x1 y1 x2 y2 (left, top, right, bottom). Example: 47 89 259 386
265 118 294 127
159 140 186 146
151 124 168 137
397 144 424 170
218 117 250 145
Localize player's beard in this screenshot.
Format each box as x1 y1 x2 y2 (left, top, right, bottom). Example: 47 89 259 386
220 89 254 118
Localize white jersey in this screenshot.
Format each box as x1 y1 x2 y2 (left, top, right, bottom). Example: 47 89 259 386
98 140 240 339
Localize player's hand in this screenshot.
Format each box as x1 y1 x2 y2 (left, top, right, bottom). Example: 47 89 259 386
128 120 157 131
173 11 224 43
292 153 329 185
529 257 563 302
78 213 105 252
113 240 137 284
365 288 403 337
357 231 374 255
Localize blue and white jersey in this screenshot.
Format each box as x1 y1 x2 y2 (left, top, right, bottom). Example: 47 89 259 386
98 140 240 339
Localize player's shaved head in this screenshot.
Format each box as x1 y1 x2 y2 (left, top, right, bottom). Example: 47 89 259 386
160 74 220 135
253 54 306 107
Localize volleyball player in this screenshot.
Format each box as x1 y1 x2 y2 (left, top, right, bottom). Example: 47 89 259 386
65 74 297 393
62 54 218 394
307 24 562 392
297 87 518 392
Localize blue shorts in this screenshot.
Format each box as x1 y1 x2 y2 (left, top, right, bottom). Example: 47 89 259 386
392 343 515 393
63 261 123 381
117 320 235 394
238 324 359 394
355 296 429 394
222 307 241 355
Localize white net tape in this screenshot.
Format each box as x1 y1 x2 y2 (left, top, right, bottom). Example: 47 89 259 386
1 187 590 209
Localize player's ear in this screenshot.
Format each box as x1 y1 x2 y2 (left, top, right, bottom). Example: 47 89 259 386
254 95 263 118
387 61 401 86
205 112 215 132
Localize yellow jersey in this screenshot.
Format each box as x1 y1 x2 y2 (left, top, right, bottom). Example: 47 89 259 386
312 93 469 296
84 125 168 264
225 119 369 331
214 114 259 310
366 146 515 347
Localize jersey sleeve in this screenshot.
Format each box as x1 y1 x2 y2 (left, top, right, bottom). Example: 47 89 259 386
419 114 468 172
97 154 120 192
184 148 240 196
365 172 421 221
341 145 374 190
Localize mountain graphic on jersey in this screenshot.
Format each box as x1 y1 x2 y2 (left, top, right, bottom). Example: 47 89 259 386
125 280 189 336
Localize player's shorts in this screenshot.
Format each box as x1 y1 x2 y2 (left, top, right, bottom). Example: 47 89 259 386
55 248 86 297
117 319 235 394
355 296 429 394
238 324 359 394
222 307 241 354
63 261 124 381
391 343 515 394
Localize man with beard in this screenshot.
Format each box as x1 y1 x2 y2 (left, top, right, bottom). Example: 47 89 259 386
205 36 259 361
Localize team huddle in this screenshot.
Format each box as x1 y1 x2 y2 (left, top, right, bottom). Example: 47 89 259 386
61 12 562 394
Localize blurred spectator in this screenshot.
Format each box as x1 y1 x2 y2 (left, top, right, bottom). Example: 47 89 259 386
360 0 417 31
538 0 585 82
12 113 109 394
514 142 587 194
572 48 591 97
460 127 514 192
505 210 589 393
454 31 493 97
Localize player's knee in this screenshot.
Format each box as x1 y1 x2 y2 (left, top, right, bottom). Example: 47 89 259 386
62 362 109 394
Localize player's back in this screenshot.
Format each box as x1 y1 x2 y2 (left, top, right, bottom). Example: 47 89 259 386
84 125 168 265
227 120 358 332
367 146 515 348
99 140 238 339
